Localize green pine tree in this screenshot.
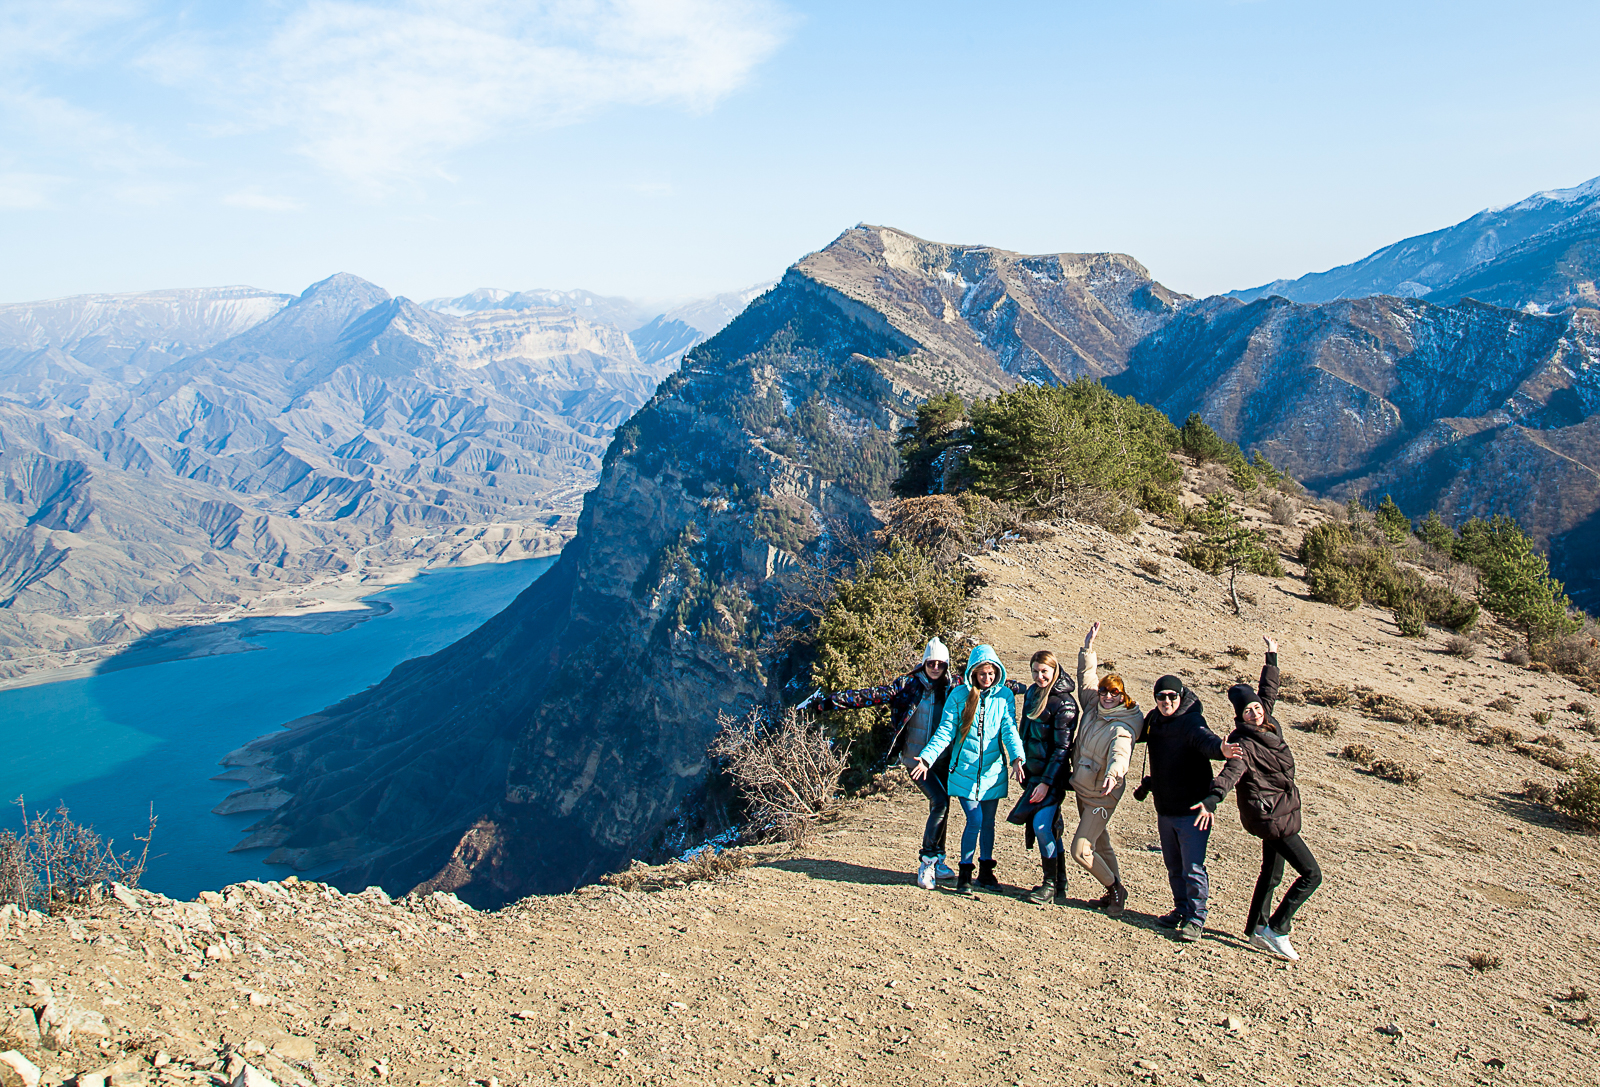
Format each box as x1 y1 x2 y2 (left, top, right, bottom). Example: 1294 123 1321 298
1180 493 1285 614
1374 495 1409 544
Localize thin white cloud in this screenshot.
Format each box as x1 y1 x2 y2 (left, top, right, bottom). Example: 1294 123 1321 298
222 189 306 212
0 172 67 209
150 0 793 188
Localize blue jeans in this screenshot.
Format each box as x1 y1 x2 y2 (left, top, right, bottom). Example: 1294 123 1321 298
957 797 999 864
1157 813 1212 923
912 773 950 860
1030 802 1061 859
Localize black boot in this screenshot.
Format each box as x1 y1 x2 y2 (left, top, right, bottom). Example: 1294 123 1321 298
1053 853 1069 905
1028 858 1056 905
975 859 1001 892
955 863 975 896
1105 880 1128 918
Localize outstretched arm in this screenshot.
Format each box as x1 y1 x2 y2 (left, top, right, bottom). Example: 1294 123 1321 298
823 672 915 712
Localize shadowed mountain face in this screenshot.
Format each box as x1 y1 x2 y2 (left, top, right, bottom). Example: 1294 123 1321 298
220 226 1190 902
1232 175 1600 311
223 221 1600 903
0 275 682 678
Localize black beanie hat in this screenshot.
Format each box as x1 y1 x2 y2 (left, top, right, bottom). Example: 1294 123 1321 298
1154 675 1184 696
1228 683 1261 718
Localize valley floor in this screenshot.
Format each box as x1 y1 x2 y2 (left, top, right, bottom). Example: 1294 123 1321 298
5 516 1599 1087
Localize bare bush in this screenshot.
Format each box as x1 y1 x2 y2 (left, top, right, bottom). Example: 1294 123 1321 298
710 707 847 846
1531 710 1553 727
1523 780 1555 805
1340 743 1375 765
1504 644 1532 667
1474 725 1524 747
1369 758 1424 786
1487 696 1516 713
1295 714 1339 736
1303 681 1353 707
1267 493 1297 527
1443 634 1477 659
1553 758 1600 829
2 798 155 913
1136 556 1162 577
1570 702 1592 716
1466 952 1503 971
1225 644 1250 659
878 496 969 565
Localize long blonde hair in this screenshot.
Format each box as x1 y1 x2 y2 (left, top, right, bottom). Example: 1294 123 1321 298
1024 650 1058 720
957 661 999 745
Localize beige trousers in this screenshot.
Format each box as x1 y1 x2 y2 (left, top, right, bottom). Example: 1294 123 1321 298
1072 785 1125 888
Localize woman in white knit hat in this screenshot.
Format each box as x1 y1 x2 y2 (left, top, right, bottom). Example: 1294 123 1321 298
817 636 956 887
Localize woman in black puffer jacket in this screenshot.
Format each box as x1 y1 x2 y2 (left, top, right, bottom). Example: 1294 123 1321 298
1201 635 1323 962
1005 650 1078 905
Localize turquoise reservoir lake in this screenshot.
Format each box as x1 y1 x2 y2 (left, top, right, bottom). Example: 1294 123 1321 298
0 556 555 901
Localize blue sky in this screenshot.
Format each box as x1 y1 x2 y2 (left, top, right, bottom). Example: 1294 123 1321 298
3 0 1598 305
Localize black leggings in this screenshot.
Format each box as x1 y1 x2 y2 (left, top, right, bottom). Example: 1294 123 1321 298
1247 833 1322 935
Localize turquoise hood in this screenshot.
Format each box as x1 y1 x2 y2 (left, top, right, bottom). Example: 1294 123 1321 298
963 643 1007 689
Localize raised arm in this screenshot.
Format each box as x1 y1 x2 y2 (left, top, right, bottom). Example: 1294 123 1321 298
824 671 915 712
1077 621 1101 715
1258 635 1281 716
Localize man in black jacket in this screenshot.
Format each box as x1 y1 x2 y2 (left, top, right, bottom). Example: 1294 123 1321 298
1135 675 1241 941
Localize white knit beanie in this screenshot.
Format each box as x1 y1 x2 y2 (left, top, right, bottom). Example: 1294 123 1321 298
923 637 950 664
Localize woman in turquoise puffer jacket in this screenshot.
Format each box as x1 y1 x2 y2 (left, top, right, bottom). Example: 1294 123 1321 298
912 644 1024 895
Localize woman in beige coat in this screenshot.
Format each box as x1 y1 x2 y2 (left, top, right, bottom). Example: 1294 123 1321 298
1070 621 1145 916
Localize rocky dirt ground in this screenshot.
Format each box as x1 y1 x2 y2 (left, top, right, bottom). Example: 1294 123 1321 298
4 499 1599 1087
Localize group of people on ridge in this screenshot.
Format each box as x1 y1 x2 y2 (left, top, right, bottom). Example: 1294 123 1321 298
817 624 1323 961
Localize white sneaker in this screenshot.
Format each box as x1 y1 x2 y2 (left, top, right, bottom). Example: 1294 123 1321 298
935 859 956 881
1258 925 1300 961
1248 927 1273 953
916 858 937 890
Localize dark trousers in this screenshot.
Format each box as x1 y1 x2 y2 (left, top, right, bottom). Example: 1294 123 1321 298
913 772 950 860
1157 813 1212 923
1248 833 1322 934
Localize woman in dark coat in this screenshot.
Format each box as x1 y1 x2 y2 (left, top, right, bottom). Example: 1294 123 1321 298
1200 636 1323 961
1006 650 1078 905
819 637 955 888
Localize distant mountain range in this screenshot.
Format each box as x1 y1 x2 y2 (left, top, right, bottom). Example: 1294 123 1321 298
0 276 765 680
1232 175 1600 313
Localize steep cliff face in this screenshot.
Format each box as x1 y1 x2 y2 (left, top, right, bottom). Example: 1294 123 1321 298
225 228 1180 902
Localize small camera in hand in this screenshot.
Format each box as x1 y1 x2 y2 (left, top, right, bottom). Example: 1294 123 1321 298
1132 776 1153 802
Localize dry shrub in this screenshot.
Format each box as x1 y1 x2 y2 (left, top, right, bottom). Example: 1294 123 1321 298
1340 743 1375 766
1267 493 1297 527
601 848 755 893
1533 733 1566 750
1570 701 1592 716
855 768 913 799
1226 645 1250 659
1466 953 1503 972
1423 705 1480 731
1519 745 1578 771
1532 629 1600 681
1553 758 1600 829
710 706 847 846
1369 758 1423 786
1504 645 1532 667
1474 725 1524 747
1443 634 1477 659
1359 690 1424 725
1303 681 1353 707
1523 780 1555 805
1136 556 1162 577
878 496 968 565
1488 696 1516 713
1295 714 1339 736
1 799 155 913
1531 709 1553 727
1584 716 1600 737
1559 988 1591 1003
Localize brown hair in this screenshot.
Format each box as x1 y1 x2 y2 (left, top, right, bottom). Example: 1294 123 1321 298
1024 650 1059 719
1098 672 1135 709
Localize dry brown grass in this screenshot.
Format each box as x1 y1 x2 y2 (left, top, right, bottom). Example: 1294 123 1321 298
1488 696 1516 713
1136 556 1162 577
1340 743 1375 765
1295 714 1340 736
1369 758 1424 787
1466 953 1503 971
1443 634 1477 658
601 848 757 893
